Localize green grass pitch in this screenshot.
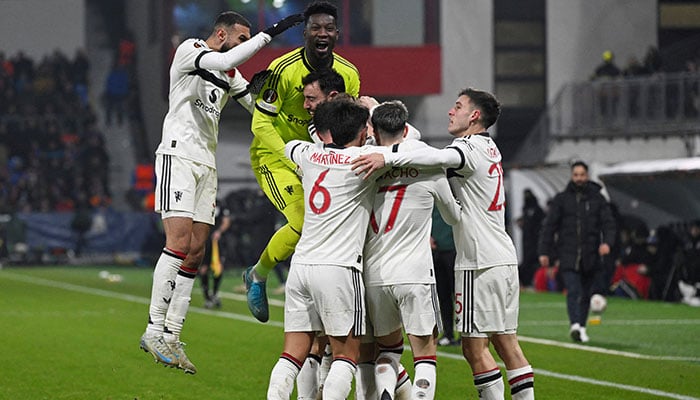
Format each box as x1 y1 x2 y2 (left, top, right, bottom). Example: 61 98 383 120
0 265 698 399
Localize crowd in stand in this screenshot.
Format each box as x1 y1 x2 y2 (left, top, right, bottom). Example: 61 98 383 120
0 49 111 213
590 46 700 119
518 189 700 306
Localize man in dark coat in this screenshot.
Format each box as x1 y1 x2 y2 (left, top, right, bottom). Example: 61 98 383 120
538 161 616 343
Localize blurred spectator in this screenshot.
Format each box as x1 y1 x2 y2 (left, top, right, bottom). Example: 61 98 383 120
127 158 156 211
118 31 136 69
517 188 545 288
592 50 621 119
593 50 622 79
623 56 646 117
643 46 663 74
71 48 90 107
0 52 14 78
532 263 562 293
104 62 129 126
645 226 681 301
11 51 34 93
623 56 647 77
683 59 699 118
678 220 700 306
70 195 92 257
610 225 652 299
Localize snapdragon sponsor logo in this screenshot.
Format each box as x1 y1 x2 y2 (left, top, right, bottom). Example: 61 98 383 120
194 98 220 118
287 113 311 126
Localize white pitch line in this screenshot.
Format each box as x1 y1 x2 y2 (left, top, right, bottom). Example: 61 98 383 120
517 336 700 362
431 351 700 400
2 271 699 400
218 290 286 307
519 319 700 326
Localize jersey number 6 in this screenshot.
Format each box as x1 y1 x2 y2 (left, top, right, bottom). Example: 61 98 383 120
309 169 331 214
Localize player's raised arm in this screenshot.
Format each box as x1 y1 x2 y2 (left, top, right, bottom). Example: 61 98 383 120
352 146 464 179
198 14 304 71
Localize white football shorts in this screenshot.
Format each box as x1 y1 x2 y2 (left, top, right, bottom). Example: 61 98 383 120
366 283 441 337
454 264 520 338
284 263 366 337
154 154 217 225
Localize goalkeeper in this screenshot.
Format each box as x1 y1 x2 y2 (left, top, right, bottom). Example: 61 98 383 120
244 1 360 322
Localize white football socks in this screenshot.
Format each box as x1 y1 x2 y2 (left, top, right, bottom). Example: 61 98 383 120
474 368 505 400
375 350 402 399
355 362 377 399
163 268 196 342
296 354 320 399
323 358 357 400
267 354 302 400
146 248 184 336
413 357 437 400
507 365 535 400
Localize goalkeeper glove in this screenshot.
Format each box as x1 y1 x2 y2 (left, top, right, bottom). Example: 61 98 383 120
263 13 305 38
247 69 272 95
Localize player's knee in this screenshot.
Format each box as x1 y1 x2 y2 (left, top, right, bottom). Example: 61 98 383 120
285 210 303 233
282 201 305 233
186 247 205 269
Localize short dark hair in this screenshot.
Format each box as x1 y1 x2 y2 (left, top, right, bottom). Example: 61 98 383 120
304 1 338 23
371 100 409 138
214 11 251 30
314 100 368 146
302 68 346 95
571 160 589 171
312 99 335 134
459 87 500 128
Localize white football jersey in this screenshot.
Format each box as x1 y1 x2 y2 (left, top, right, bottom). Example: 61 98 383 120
285 140 391 271
363 140 461 286
156 38 253 168
386 133 518 270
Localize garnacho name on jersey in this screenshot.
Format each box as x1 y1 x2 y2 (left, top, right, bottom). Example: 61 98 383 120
377 167 420 181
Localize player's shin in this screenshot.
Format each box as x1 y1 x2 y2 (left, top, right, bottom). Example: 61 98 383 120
507 365 535 400
268 353 303 400
323 358 357 400
163 264 198 342
374 345 402 399
296 354 321 399
146 248 185 335
474 367 505 400
355 361 377 399
393 364 413 400
412 356 437 400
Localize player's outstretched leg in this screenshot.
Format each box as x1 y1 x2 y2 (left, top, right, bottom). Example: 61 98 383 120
244 266 269 322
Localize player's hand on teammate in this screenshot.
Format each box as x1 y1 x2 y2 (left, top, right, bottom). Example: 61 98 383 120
351 153 386 179
263 13 305 38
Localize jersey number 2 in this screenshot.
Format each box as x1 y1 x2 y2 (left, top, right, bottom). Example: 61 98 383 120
488 162 505 211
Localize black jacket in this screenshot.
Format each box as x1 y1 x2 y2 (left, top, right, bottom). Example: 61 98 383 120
538 181 616 272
